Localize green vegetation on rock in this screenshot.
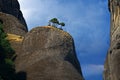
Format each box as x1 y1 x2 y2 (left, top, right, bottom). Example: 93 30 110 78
0 22 17 80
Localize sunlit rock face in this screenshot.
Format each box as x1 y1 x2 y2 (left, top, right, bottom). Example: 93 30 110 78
15 26 84 80
0 0 28 31
104 0 120 80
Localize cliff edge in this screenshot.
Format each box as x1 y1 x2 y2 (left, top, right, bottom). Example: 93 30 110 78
104 0 120 80
0 12 26 56
0 0 84 80
0 0 28 31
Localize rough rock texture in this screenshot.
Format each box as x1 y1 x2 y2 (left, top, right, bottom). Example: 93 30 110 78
0 12 27 55
0 0 28 31
15 26 84 80
0 0 28 55
0 12 27 36
104 0 120 80
0 0 84 80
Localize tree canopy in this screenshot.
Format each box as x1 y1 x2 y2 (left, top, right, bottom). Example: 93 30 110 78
48 18 65 30
59 22 65 27
49 18 59 24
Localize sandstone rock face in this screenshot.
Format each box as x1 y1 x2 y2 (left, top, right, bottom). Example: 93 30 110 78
16 26 84 80
0 0 28 31
104 0 120 80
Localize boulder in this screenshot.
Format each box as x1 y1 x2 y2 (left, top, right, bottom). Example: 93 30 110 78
16 26 84 80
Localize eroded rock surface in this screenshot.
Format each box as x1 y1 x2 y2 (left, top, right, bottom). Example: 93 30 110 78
0 1 84 80
16 26 84 80
0 12 27 55
104 0 120 80
0 0 28 31
0 12 27 36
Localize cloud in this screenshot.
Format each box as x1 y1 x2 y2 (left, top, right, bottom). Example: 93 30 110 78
82 64 104 77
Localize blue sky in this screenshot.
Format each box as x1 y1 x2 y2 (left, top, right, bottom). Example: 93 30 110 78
18 0 110 80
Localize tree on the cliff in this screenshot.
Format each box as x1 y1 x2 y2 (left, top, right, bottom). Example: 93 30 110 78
59 22 65 30
0 21 17 80
48 18 65 30
48 18 59 27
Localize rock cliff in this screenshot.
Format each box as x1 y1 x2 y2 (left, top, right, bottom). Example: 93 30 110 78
0 0 28 31
104 0 120 80
0 12 26 56
0 0 28 56
0 12 27 36
15 26 84 80
0 0 84 80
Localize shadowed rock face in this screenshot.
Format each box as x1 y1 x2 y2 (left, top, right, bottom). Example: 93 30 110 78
0 0 28 31
16 26 84 80
104 0 120 80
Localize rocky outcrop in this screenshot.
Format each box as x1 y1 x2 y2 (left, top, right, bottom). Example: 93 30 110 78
0 0 28 31
0 12 27 36
0 0 84 80
0 12 27 56
0 0 28 56
15 26 84 80
104 0 120 80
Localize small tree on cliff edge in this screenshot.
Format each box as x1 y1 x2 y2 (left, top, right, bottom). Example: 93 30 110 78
48 18 59 27
59 22 65 30
48 18 65 30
